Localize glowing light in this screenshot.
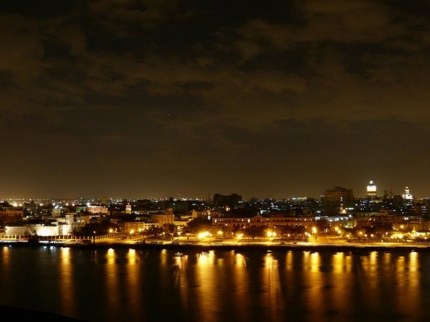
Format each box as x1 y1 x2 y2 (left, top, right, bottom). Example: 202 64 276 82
198 231 210 239
367 180 377 192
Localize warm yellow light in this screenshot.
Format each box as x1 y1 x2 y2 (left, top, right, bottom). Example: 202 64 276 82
198 231 209 239
217 230 223 235
312 227 317 234
109 229 113 233
130 229 135 234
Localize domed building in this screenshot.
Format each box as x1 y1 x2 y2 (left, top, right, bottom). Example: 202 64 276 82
366 180 377 199
402 187 413 200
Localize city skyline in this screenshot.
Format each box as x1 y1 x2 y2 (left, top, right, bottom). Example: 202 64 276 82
0 180 423 201
1 1 429 199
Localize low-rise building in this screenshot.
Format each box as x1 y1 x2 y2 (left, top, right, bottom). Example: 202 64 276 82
212 214 318 230
4 220 71 236
65 213 101 233
0 209 24 217
122 221 159 234
151 213 174 226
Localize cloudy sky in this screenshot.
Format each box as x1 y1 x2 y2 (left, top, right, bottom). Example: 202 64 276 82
1 0 429 200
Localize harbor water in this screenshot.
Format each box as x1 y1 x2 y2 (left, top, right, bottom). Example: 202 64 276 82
0 246 429 322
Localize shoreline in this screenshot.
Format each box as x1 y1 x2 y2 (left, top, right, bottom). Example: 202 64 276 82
2 240 430 253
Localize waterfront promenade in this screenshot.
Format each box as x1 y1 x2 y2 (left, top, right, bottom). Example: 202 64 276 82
99 234 430 251
1 234 429 253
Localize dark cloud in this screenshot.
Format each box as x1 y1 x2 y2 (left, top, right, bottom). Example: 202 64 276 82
1 0 429 199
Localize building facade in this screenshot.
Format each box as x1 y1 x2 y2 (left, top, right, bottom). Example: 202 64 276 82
321 186 355 215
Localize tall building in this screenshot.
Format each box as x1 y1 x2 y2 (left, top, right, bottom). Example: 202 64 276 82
213 193 242 210
321 186 354 215
402 186 413 200
100 196 108 206
366 180 377 198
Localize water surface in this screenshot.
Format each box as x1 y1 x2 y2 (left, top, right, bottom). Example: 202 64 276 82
0 246 428 322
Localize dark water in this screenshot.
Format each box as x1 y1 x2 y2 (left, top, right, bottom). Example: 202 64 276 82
0 246 429 322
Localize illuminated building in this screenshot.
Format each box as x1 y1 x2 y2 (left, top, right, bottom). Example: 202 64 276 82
366 180 377 198
402 187 413 200
88 205 109 215
123 221 159 234
5 220 71 236
125 204 132 214
212 214 318 230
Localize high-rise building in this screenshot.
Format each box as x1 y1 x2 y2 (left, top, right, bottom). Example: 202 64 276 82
366 180 377 198
100 196 108 205
321 186 354 215
213 193 242 210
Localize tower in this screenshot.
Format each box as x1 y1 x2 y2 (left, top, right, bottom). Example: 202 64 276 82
366 180 377 199
402 187 413 200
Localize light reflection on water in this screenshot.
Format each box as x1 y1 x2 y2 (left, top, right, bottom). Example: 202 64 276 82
58 247 75 316
263 253 281 321
0 247 430 322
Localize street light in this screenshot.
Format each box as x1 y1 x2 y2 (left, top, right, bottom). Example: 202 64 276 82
312 227 317 242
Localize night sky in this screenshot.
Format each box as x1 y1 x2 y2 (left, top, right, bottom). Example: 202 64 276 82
1 0 430 200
